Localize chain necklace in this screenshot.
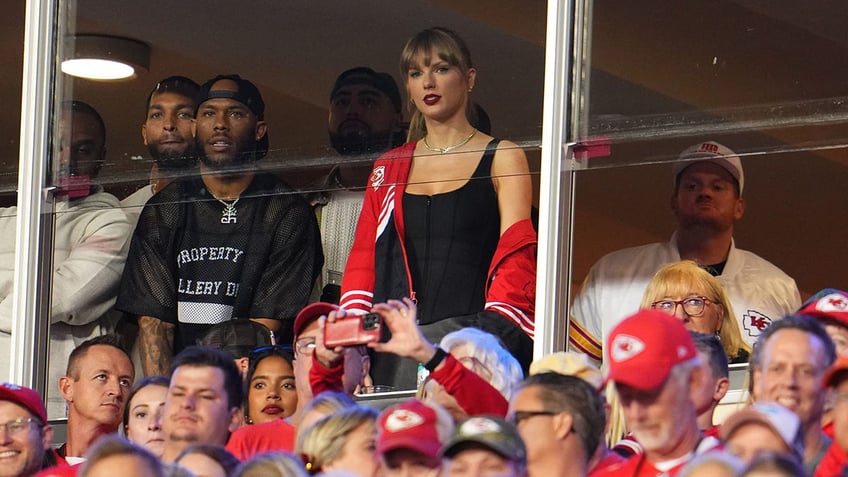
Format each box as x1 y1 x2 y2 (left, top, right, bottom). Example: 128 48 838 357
422 129 477 154
215 197 240 224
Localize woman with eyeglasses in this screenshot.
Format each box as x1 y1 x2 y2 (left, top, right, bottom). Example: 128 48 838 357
640 260 751 363
244 346 298 424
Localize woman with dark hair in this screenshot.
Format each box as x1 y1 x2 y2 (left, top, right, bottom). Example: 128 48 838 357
341 26 536 389
244 345 297 424
123 375 169 458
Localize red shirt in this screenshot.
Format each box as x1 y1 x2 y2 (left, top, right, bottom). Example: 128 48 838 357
813 442 847 477
592 437 721 477
225 418 297 461
589 450 627 477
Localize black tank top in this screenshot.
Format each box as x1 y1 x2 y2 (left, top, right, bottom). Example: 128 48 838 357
402 139 501 324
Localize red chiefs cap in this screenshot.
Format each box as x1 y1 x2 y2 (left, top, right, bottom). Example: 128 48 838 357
823 356 848 388
798 288 848 328
377 399 443 459
606 310 697 391
0 382 47 423
293 302 339 343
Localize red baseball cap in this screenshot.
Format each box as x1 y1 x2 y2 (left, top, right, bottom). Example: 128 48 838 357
0 382 47 423
605 310 697 391
798 288 848 328
823 356 848 388
377 399 443 459
293 302 339 342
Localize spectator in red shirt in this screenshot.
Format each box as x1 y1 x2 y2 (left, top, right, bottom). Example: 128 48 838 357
814 356 848 477
593 310 719 477
0 382 62 476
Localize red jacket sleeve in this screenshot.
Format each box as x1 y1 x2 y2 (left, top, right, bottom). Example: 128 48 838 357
308 352 345 396
430 353 509 417
484 218 537 338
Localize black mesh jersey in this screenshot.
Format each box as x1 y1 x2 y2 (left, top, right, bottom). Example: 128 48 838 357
117 172 323 351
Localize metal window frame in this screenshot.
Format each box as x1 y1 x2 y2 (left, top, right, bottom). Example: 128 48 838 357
12 0 581 383
11 0 60 390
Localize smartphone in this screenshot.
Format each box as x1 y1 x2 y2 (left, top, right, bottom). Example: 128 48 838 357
323 312 382 348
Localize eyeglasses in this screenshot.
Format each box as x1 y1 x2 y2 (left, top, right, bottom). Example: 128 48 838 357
0 418 41 435
509 410 557 426
294 338 316 357
248 345 294 363
651 296 714 316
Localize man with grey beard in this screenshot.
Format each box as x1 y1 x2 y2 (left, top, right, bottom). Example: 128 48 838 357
118 75 322 377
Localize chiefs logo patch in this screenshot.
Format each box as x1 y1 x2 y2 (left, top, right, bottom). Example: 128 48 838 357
384 409 424 431
610 334 645 362
370 166 385 191
742 310 772 337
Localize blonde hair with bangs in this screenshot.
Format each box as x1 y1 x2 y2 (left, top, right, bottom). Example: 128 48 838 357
399 27 474 142
640 260 751 361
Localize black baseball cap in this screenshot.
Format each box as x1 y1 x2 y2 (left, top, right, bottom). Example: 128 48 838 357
330 67 402 113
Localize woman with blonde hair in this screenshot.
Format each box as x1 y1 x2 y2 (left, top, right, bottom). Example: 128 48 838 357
296 405 379 476
641 260 751 362
341 26 536 389
233 452 308 477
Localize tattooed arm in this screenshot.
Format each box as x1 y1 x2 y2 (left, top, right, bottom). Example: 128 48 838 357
139 315 174 376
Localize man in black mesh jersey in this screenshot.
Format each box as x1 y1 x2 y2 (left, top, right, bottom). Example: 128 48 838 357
117 75 323 377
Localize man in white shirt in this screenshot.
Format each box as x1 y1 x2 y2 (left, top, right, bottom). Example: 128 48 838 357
569 141 800 363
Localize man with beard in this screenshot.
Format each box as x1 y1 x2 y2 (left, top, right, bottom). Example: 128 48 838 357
121 76 200 225
568 141 800 364
159 346 241 463
594 310 719 477
313 67 404 303
117 75 322 376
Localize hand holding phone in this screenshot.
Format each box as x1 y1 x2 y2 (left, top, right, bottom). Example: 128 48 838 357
323 312 382 348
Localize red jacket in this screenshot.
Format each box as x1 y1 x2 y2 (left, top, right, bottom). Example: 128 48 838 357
814 443 848 477
339 142 536 337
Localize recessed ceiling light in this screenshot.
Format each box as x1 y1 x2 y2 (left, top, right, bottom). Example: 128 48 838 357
61 35 150 81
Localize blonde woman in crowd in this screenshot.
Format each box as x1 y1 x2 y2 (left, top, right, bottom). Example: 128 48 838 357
296 405 379 477
641 260 751 363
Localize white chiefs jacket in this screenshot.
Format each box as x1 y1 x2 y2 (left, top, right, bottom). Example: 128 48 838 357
568 233 801 362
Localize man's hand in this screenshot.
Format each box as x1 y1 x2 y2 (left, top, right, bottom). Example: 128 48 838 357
368 298 436 364
315 310 347 368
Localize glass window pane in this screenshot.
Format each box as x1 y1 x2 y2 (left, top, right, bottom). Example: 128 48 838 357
27 1 547 421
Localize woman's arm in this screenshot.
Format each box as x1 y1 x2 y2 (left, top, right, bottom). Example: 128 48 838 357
491 140 532 235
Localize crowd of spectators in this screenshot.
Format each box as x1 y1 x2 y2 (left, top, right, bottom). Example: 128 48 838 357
4 23 848 477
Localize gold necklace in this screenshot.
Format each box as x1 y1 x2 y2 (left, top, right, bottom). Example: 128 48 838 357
422 129 477 154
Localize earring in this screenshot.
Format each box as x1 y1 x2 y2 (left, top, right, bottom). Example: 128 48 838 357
467 88 473 93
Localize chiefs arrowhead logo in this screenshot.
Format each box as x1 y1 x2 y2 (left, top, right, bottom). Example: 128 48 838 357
743 310 772 337
370 165 385 191
460 417 502 436
610 334 645 362
815 293 848 313
385 409 424 432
